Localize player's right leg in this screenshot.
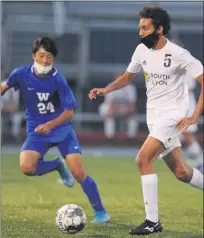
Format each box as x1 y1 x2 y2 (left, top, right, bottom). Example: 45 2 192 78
129 136 164 236
58 129 110 224
162 146 203 190
20 137 74 187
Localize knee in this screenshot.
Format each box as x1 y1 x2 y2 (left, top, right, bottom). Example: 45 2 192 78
135 151 151 168
66 154 87 182
71 167 86 183
174 166 192 183
20 159 36 176
68 162 86 182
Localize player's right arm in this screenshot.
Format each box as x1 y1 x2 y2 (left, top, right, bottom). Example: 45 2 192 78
89 45 142 100
1 68 20 96
0 82 10 96
89 72 136 100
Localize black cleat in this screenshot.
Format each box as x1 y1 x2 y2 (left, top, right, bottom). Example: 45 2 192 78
129 219 163 236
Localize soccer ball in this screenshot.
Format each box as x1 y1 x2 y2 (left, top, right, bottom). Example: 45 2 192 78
56 204 86 234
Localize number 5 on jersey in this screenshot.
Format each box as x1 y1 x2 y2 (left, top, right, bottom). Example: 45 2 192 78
37 92 55 114
164 54 172 67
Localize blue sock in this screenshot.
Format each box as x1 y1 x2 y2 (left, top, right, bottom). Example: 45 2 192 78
34 158 60 176
80 176 105 212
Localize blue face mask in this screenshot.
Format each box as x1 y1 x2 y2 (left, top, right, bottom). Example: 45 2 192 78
140 31 159 49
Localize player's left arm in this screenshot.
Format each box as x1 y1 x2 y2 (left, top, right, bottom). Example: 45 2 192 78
177 50 203 131
35 109 74 134
191 73 203 121
35 76 77 134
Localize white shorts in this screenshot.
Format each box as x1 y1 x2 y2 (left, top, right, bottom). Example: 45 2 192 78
147 107 188 157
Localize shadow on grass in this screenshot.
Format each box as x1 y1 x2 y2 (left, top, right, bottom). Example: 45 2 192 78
163 230 203 238
1 219 203 238
85 222 204 238
86 236 110 238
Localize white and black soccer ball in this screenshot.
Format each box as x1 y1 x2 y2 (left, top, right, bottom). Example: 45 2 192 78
56 204 86 234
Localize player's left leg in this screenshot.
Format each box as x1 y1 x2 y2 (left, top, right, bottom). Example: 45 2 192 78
58 129 110 224
20 137 74 187
163 146 203 190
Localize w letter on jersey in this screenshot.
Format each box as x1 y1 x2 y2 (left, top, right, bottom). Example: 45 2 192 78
36 93 55 114
37 93 50 101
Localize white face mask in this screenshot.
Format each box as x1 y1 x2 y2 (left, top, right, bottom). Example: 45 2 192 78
34 61 53 74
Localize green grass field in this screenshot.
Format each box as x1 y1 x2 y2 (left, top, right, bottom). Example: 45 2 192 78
1 154 203 238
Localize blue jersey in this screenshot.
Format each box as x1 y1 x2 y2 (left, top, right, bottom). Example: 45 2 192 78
6 65 77 142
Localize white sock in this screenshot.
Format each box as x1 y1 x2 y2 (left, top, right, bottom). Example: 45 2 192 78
189 168 203 190
141 174 159 223
127 117 138 138
186 141 202 158
104 118 115 139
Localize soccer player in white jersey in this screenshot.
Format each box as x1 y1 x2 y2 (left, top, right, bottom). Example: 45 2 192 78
89 6 203 236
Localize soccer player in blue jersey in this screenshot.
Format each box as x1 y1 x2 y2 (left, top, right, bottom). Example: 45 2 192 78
1 36 110 223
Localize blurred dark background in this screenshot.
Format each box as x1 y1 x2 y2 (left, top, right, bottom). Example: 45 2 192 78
1 2 203 147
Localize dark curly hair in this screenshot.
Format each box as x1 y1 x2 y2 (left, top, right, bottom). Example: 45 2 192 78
32 36 58 57
139 6 171 35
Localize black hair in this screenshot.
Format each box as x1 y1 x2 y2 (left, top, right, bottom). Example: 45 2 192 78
32 36 58 57
139 6 171 35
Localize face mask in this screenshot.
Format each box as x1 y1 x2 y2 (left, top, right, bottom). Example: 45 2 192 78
140 31 159 49
34 61 53 74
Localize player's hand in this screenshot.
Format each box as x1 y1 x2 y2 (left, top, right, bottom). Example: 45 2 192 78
176 116 197 132
34 123 52 134
89 88 107 100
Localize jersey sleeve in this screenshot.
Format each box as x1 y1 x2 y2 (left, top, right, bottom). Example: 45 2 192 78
127 45 142 73
6 68 20 91
57 76 77 110
179 50 203 78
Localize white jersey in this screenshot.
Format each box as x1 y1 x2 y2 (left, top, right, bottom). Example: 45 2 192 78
127 39 203 110
104 84 137 104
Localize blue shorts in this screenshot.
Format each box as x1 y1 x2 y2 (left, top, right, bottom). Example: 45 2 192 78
21 129 81 158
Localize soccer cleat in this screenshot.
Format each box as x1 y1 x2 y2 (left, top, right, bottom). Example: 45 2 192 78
129 219 163 236
91 211 110 224
57 158 74 187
